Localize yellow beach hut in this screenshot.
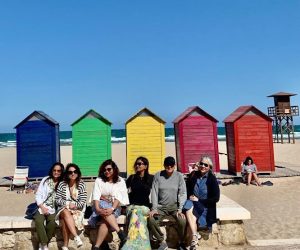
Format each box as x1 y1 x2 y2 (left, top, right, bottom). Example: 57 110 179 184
126 107 166 175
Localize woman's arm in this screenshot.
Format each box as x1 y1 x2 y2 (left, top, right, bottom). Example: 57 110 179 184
74 181 87 210
55 182 67 207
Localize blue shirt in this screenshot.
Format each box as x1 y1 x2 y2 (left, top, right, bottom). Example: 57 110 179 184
193 173 208 200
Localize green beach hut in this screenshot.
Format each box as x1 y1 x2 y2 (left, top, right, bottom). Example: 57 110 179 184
71 109 112 176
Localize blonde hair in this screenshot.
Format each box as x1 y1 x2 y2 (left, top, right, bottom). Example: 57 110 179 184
200 155 213 168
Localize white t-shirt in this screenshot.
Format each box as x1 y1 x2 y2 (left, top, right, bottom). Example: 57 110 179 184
91 177 129 206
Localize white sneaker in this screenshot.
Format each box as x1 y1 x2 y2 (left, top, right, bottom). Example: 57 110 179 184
62 246 69 250
74 235 83 247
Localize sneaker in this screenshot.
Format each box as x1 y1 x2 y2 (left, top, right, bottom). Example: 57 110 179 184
74 235 83 247
157 242 168 250
62 247 69 250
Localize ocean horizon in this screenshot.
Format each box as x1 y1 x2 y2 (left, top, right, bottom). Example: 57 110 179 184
0 126 299 148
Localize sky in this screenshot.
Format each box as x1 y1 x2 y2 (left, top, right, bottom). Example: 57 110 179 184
1 1 300 132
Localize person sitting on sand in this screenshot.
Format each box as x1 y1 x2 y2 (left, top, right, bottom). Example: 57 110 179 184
241 156 262 186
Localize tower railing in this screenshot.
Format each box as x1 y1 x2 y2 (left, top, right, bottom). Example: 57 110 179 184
267 106 299 117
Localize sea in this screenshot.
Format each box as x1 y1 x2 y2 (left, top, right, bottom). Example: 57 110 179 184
0 126 299 148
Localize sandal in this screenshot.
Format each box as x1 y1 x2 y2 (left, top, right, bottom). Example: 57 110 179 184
190 233 199 249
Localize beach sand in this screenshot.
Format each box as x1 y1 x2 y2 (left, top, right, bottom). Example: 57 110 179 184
1 141 300 242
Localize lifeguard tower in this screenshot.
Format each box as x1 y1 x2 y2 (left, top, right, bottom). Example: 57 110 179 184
267 92 299 143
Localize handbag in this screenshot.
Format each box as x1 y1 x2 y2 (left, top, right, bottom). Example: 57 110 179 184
25 190 54 219
25 202 39 219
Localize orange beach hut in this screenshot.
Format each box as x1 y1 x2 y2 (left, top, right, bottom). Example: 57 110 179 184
126 107 166 175
223 105 275 174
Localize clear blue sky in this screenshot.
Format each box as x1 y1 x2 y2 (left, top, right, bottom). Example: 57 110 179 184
1 1 299 132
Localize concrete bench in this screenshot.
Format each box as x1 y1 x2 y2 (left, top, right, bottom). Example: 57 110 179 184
0 194 250 249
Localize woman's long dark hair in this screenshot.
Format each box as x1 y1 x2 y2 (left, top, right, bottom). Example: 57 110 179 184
244 156 254 166
45 162 64 191
98 159 120 183
64 163 82 187
133 156 151 182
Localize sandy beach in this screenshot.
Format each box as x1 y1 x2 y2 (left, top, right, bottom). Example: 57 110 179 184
1 141 300 242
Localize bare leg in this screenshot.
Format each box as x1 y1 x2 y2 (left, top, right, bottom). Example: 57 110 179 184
252 173 261 186
185 208 197 234
95 222 109 247
103 214 120 232
60 209 78 240
247 173 252 185
60 218 70 247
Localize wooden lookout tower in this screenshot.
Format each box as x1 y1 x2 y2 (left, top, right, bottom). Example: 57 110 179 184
267 92 299 143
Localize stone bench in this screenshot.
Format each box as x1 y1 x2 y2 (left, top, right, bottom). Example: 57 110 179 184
0 194 250 249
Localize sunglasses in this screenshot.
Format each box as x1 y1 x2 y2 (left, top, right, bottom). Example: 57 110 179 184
104 167 113 172
135 162 145 166
68 170 78 175
199 162 210 168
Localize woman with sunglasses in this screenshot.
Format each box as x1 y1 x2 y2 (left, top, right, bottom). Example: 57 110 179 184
122 156 154 250
184 156 220 250
55 163 87 250
34 162 64 250
89 159 129 250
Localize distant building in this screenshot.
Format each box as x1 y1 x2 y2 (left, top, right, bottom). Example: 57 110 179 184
15 111 60 178
173 106 220 173
71 109 112 176
224 105 275 174
126 107 165 175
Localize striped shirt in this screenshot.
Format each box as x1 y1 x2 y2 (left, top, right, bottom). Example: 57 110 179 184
55 180 87 210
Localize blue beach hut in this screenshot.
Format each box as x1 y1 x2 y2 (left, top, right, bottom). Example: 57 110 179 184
15 111 60 178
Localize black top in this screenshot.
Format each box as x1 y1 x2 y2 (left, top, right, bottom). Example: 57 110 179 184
126 173 154 208
186 170 220 226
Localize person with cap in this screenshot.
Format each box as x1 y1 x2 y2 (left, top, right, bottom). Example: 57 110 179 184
148 156 187 250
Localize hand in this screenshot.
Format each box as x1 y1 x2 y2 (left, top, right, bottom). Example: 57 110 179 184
177 211 185 219
69 203 77 210
149 209 159 218
41 205 49 215
189 195 199 202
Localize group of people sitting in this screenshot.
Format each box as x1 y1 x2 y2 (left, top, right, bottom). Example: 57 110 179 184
33 155 221 250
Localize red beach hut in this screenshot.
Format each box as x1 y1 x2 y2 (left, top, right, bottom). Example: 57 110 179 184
173 106 220 173
223 105 275 174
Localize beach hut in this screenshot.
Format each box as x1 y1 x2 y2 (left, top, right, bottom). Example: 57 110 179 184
126 107 166 175
223 105 275 174
15 111 60 178
71 109 112 176
173 106 220 173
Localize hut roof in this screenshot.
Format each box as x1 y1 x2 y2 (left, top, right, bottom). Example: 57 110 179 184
71 109 112 126
126 107 166 124
267 92 297 97
173 106 218 123
15 111 59 128
223 105 272 123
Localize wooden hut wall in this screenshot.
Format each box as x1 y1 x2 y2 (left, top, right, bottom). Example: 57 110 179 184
234 113 275 172
72 118 111 176
126 115 165 175
176 115 220 173
16 120 60 178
